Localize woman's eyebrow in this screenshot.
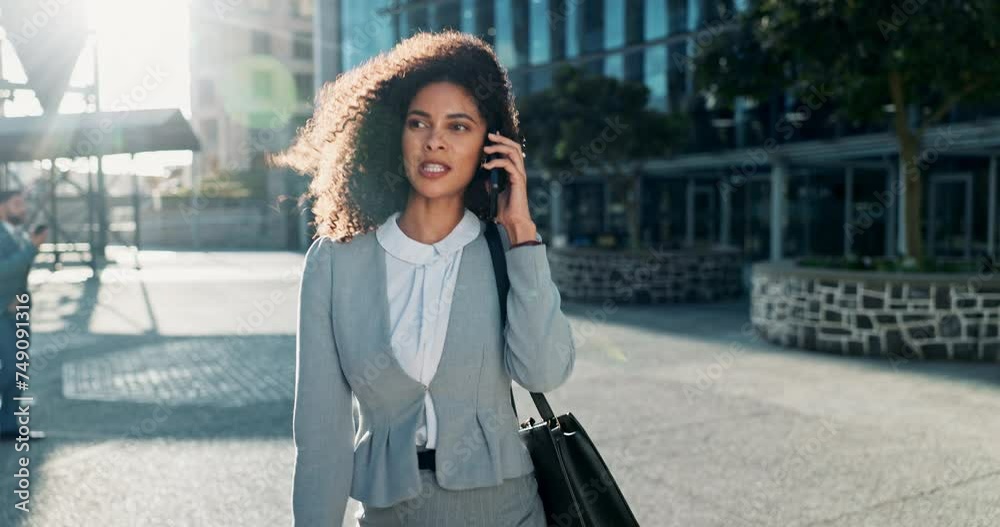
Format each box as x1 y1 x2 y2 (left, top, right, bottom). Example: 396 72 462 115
406 109 478 123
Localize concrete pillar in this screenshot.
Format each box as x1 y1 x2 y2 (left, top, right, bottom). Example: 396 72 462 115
685 177 695 248
720 173 731 247
989 156 997 259
844 167 854 256
770 159 787 261
885 168 896 258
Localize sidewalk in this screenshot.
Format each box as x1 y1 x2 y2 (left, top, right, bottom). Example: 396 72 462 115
1 248 999 526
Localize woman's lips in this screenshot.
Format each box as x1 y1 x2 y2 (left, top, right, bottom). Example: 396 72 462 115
418 162 451 179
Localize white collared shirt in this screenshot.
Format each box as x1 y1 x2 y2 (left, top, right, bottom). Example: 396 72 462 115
375 208 482 448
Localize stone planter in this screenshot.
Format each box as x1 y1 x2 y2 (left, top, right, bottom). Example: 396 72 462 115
548 246 743 303
751 261 1000 361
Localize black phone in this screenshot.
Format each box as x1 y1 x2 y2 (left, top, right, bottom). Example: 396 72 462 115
33 224 48 235
485 137 509 220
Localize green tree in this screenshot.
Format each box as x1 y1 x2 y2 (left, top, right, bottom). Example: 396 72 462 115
519 65 688 251
695 0 1000 259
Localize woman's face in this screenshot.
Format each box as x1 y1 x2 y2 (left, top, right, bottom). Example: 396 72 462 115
401 81 487 201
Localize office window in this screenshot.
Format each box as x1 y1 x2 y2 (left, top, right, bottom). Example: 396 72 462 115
605 53 624 80
294 73 314 103
528 0 551 64
252 70 273 99
494 0 516 66
251 30 272 54
199 79 215 103
461 0 476 33
341 0 395 70
293 32 313 60
645 0 667 40
605 0 625 49
644 45 667 111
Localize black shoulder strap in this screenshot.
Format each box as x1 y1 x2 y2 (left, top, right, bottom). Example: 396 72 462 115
484 222 556 422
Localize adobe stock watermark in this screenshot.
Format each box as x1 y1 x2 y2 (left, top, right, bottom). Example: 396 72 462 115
878 0 931 40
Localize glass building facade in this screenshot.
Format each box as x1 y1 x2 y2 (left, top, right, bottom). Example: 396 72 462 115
330 0 1000 263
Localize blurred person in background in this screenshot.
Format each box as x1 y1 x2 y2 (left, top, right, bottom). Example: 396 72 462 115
0 190 46 440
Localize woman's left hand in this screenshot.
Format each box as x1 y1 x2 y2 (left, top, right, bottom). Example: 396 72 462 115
482 131 537 244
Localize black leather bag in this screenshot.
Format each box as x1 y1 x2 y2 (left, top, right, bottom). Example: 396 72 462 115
484 223 641 527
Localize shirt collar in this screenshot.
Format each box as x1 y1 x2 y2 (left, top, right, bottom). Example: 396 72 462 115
376 208 481 265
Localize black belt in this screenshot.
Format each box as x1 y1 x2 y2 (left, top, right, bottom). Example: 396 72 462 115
417 449 436 471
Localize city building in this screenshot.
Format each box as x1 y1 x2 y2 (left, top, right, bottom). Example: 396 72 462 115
189 0 315 248
316 0 999 263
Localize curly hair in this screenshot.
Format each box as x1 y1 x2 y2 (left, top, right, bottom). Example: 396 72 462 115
270 30 523 243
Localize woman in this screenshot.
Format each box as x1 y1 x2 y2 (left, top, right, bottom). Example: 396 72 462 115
274 30 576 526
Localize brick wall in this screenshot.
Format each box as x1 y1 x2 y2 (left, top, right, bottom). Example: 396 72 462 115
549 248 743 303
751 265 1000 361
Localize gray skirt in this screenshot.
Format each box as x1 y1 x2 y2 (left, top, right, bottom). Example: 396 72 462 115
354 470 547 527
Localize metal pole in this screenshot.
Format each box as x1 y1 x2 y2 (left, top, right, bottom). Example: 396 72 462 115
988 156 997 260
770 160 787 261
132 154 141 251
685 178 694 247
720 172 731 247
49 161 60 267
885 167 896 258
87 163 96 273
844 166 854 256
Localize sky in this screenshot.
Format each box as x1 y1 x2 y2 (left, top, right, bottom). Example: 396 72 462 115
1 0 193 176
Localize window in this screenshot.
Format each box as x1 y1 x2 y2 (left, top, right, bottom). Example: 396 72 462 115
293 32 313 60
294 73 314 103
645 0 667 40
529 0 551 64
199 79 215 103
644 45 667 111
252 71 273 99
251 30 272 54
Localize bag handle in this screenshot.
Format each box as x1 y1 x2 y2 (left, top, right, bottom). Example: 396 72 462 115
484 221 556 422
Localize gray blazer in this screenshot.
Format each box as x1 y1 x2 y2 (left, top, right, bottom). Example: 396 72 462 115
291 220 576 526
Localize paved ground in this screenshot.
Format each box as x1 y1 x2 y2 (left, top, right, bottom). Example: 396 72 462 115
1 247 999 526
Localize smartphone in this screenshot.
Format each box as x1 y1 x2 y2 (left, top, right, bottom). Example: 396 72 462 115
485 138 509 220
34 224 48 235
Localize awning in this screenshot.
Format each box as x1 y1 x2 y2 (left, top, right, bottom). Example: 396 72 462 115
0 108 201 163
642 117 1000 174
